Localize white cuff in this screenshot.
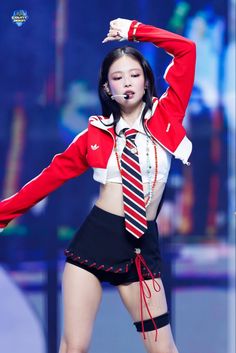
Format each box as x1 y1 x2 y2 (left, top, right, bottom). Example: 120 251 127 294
0 229 4 233
173 135 192 165
110 18 132 40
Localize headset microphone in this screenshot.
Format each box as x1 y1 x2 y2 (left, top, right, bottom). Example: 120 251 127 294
111 94 129 100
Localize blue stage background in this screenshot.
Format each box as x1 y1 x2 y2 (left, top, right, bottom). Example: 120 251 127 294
0 1 235 352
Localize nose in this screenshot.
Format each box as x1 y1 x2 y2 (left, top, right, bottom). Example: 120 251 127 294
123 75 131 87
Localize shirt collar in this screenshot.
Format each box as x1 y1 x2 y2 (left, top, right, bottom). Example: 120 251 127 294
115 103 150 136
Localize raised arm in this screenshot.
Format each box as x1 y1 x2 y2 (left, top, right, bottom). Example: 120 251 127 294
0 129 89 230
103 18 196 123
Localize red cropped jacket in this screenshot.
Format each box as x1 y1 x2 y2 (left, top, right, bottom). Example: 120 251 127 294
0 20 196 230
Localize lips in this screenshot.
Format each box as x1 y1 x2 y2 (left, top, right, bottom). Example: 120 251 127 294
124 90 135 98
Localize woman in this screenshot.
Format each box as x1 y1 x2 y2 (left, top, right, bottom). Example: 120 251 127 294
0 18 196 353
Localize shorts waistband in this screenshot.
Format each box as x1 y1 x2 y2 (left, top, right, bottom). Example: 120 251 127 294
92 204 157 228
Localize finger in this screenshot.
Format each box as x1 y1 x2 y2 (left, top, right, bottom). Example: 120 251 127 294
102 28 121 43
102 37 118 43
107 29 121 37
102 36 121 43
110 25 120 32
102 37 109 43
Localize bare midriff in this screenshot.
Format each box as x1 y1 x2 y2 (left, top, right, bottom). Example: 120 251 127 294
95 181 166 221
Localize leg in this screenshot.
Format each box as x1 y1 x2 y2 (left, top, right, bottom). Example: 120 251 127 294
117 278 179 353
58 262 102 353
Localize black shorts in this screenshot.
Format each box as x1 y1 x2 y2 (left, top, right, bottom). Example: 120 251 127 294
64 205 162 286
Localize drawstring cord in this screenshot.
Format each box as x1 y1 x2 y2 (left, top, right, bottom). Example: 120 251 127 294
134 248 161 341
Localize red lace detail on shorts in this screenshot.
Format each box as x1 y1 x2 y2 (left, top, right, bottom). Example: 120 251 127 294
134 249 161 342
64 249 132 273
114 268 122 273
97 265 105 270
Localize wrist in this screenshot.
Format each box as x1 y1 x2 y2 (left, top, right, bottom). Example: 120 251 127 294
117 19 132 40
128 20 142 42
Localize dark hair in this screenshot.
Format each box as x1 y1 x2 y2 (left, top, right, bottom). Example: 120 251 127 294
98 46 157 135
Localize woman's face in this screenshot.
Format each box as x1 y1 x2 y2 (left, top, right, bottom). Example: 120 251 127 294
107 54 145 109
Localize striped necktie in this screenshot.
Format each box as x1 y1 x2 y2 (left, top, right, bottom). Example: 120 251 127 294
120 128 147 238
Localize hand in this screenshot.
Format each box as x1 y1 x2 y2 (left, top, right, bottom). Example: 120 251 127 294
157 201 176 237
102 18 132 43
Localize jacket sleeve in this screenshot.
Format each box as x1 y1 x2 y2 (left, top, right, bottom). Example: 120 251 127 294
128 21 196 123
0 129 89 230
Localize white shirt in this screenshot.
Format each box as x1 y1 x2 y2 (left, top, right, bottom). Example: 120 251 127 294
93 108 172 184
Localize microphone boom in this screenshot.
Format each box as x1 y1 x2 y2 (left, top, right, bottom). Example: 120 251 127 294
111 94 129 100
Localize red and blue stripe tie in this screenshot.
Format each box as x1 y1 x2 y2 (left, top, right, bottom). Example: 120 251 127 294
120 128 147 238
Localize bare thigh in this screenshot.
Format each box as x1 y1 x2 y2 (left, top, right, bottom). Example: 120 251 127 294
118 278 178 353
59 262 102 353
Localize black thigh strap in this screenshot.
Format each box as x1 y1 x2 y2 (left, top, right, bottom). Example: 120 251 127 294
134 312 170 332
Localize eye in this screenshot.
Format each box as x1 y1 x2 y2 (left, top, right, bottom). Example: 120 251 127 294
131 73 140 78
112 76 122 80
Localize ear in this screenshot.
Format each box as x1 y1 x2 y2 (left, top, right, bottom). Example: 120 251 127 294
103 82 111 95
